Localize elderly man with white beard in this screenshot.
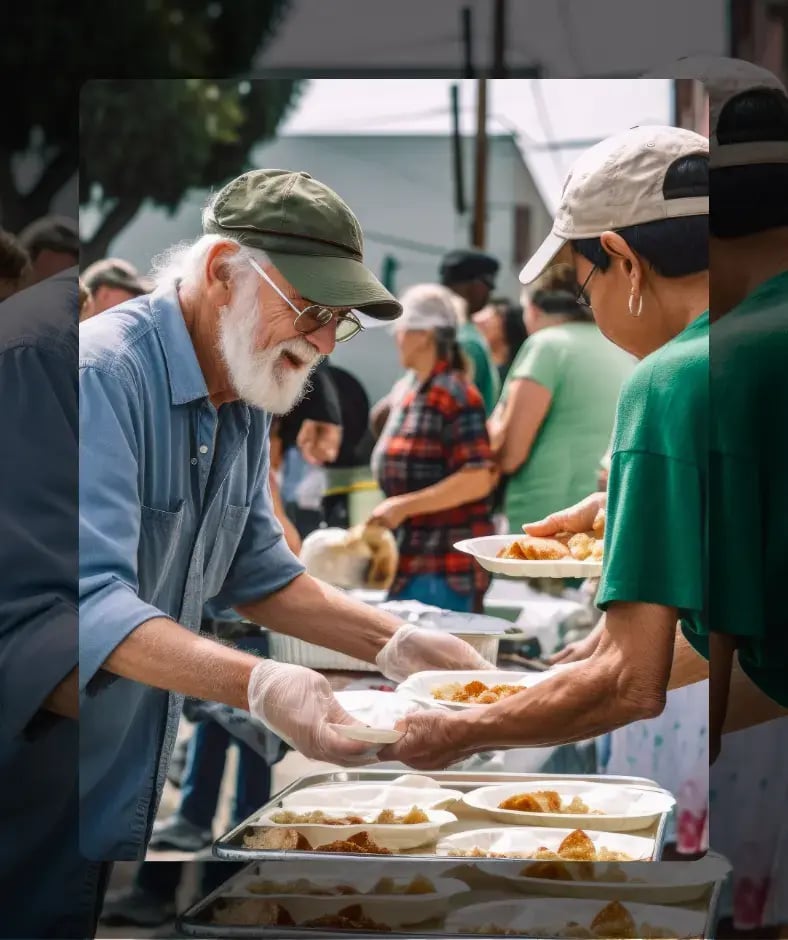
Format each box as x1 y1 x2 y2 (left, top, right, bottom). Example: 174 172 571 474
77 169 491 867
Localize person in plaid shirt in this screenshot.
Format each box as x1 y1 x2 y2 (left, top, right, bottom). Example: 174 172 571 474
370 284 497 612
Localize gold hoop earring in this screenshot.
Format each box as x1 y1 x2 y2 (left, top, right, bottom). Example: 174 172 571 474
628 293 643 317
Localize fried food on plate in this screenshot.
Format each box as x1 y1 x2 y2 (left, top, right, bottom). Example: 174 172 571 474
315 831 393 854
557 829 597 861
499 790 562 813
592 508 606 538
269 806 428 826
432 680 525 704
304 904 392 932
497 536 570 560
210 898 295 927
244 827 313 851
590 899 636 937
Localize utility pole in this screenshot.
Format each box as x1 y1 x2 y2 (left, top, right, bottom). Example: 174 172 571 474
472 77 488 248
450 84 466 216
492 0 507 77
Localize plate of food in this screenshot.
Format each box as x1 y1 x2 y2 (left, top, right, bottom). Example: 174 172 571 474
396 669 554 710
455 534 603 578
475 851 731 905
249 805 457 851
443 897 706 938
280 775 464 811
436 826 654 861
462 780 675 832
225 870 468 927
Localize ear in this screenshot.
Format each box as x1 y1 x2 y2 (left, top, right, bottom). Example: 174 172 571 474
599 231 644 299
205 240 241 296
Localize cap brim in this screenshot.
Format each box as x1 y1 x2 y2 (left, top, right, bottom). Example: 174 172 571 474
267 251 402 320
518 231 568 285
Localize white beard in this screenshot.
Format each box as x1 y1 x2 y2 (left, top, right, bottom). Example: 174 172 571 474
218 281 321 414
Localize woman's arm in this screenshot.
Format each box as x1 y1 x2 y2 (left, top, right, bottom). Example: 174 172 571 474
490 378 552 475
269 469 302 555
369 467 496 530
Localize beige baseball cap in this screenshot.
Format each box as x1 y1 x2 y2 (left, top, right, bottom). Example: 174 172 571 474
519 125 708 285
644 57 788 168
393 283 463 332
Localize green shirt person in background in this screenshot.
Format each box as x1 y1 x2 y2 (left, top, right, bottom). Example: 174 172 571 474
439 249 501 414
489 264 632 533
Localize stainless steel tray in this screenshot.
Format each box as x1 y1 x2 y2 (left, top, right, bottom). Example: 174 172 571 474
213 769 671 862
177 855 727 938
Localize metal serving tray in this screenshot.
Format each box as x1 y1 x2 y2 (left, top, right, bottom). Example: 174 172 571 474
177 856 727 939
213 769 671 862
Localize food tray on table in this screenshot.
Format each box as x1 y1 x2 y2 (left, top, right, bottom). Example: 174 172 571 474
213 770 672 863
178 852 727 938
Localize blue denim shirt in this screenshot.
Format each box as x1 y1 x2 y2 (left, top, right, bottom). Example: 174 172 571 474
0 269 103 938
79 283 304 860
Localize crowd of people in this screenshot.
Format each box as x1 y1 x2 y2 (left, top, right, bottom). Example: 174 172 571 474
3 58 788 939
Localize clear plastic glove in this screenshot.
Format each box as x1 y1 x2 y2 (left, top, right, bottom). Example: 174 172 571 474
375 623 495 683
247 661 380 766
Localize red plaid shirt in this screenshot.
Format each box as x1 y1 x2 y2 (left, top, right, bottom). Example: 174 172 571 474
379 362 494 597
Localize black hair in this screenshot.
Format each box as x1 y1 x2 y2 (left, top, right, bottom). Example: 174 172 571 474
710 88 788 238
0 229 31 281
434 326 468 374
529 263 591 322
502 304 528 349
572 154 709 277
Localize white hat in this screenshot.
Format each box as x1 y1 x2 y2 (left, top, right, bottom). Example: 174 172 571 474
644 56 788 168
519 125 708 285
393 283 463 331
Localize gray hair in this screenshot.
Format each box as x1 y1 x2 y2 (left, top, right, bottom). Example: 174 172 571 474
150 233 271 291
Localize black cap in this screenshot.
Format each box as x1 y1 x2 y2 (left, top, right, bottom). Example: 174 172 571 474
17 215 79 260
439 249 499 288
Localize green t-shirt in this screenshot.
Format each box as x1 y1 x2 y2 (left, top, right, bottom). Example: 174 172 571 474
458 321 500 416
708 271 788 707
500 322 633 531
597 312 709 645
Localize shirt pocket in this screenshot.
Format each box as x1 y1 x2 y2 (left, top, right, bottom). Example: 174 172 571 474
203 503 251 600
138 501 185 605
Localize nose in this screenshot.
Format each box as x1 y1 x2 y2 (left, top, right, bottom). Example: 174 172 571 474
309 317 338 355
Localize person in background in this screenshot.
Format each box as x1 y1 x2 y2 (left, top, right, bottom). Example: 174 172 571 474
17 215 80 282
0 229 33 301
488 264 632 535
80 257 154 319
78 278 91 320
369 283 496 613
473 297 528 385
439 249 501 415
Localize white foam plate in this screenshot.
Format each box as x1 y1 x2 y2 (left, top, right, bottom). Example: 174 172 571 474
444 897 706 938
463 780 676 833
436 826 655 861
396 669 555 711
280 776 465 811
475 851 731 905
455 535 603 578
230 871 468 928
332 725 402 744
254 806 457 851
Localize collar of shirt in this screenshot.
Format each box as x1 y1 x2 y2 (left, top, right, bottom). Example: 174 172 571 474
150 282 210 406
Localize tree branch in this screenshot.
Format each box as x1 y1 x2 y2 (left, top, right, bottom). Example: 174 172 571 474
21 146 79 221
81 197 144 266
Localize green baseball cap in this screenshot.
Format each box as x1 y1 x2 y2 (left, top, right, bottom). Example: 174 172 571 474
203 169 402 320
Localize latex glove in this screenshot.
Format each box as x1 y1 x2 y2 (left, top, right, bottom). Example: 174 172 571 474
248 661 379 766
522 492 607 538
375 623 495 683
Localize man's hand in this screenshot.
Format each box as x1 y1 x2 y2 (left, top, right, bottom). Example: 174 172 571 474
375 624 494 683
297 420 342 466
522 492 607 537
379 709 478 769
368 496 411 530
247 660 379 766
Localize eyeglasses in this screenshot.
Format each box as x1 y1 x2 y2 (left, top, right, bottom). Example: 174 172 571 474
248 257 364 343
576 265 597 313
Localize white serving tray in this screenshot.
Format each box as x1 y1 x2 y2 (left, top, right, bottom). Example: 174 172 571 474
436 826 655 861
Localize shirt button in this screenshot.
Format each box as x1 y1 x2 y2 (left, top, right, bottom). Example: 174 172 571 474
190 457 198 466
199 444 209 455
